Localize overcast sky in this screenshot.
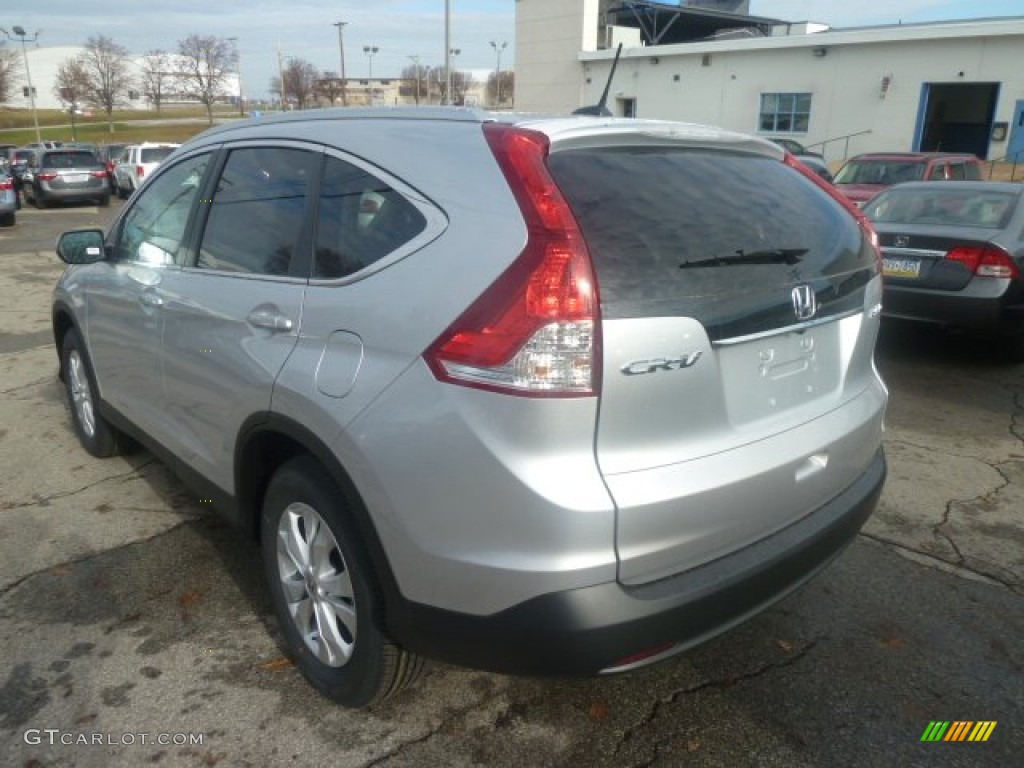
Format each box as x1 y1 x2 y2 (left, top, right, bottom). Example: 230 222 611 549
3 1 1020 100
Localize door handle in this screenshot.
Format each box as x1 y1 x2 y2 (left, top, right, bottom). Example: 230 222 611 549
138 292 164 308
247 308 294 332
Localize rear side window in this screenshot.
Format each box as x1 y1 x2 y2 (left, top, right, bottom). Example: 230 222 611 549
196 147 317 276
547 147 872 338
313 155 427 279
141 147 175 163
948 162 965 181
964 162 982 180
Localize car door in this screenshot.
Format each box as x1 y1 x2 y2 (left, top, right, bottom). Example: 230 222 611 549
156 144 318 493
85 150 213 439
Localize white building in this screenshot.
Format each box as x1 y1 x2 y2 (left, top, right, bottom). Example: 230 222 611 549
516 0 1024 165
1 45 240 112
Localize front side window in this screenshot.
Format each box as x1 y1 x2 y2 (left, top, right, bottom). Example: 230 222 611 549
759 92 812 134
196 147 318 276
113 153 210 265
314 155 427 279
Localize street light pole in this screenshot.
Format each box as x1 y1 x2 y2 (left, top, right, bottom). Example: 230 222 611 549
333 21 348 106
363 46 378 105
1 26 42 143
448 48 460 105
490 40 507 107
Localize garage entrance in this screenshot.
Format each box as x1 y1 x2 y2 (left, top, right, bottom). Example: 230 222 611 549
915 82 999 159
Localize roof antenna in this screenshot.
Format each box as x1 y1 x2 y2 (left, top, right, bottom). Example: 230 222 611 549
574 43 622 116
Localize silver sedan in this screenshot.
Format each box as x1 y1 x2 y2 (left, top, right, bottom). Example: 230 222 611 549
864 181 1024 361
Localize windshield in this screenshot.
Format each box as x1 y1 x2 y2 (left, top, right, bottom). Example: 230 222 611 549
834 159 926 185
864 187 1019 229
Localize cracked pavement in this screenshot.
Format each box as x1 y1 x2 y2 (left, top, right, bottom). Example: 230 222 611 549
1 204 1022 767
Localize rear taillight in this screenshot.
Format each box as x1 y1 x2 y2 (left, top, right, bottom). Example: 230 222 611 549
784 152 883 271
424 124 600 397
90 170 107 179
136 165 145 178
37 172 58 181
0 178 11 191
947 245 1020 279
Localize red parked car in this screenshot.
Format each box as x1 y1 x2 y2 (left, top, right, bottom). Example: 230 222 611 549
833 152 983 207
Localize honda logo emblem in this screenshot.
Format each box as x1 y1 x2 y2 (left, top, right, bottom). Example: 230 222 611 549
791 284 817 321
894 235 910 247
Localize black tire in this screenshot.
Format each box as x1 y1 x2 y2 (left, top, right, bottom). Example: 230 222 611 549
98 193 111 207
0 211 14 227
33 189 48 209
261 456 423 708
61 328 125 458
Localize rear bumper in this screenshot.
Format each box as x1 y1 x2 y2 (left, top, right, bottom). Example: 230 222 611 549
883 280 1024 334
37 185 107 203
387 448 885 676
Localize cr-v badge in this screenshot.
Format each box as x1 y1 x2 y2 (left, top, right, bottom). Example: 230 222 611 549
621 352 703 376
791 284 817 321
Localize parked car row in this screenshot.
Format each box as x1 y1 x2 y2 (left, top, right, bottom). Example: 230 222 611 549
1 142 180 212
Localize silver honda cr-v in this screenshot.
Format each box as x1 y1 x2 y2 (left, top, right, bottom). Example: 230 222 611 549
52 108 887 708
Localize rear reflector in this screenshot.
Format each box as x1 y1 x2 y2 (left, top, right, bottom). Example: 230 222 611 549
424 124 600 397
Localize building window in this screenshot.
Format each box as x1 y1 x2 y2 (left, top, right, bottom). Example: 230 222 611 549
759 92 811 134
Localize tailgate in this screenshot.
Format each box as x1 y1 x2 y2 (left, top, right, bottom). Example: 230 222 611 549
547 143 883 584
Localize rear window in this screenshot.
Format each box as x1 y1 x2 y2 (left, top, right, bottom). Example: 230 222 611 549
42 151 99 168
547 147 872 339
864 187 1019 229
834 160 926 185
141 147 175 163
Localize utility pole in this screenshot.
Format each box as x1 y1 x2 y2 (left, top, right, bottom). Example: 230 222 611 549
333 21 348 106
228 37 243 115
277 43 285 110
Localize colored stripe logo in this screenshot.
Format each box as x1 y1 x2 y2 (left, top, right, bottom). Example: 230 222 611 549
920 721 997 742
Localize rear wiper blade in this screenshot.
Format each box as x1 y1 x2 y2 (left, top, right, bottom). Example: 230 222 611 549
679 248 808 269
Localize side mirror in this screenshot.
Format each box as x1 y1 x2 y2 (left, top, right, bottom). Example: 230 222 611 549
56 229 107 265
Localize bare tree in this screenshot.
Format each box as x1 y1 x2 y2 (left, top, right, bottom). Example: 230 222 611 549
399 63 430 105
439 70 474 107
486 70 514 107
79 35 133 133
177 34 237 124
281 57 319 110
0 44 20 103
53 58 91 140
139 49 176 113
314 72 344 106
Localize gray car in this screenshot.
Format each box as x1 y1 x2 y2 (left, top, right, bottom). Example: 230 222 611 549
864 180 1024 360
51 108 888 708
23 148 110 208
